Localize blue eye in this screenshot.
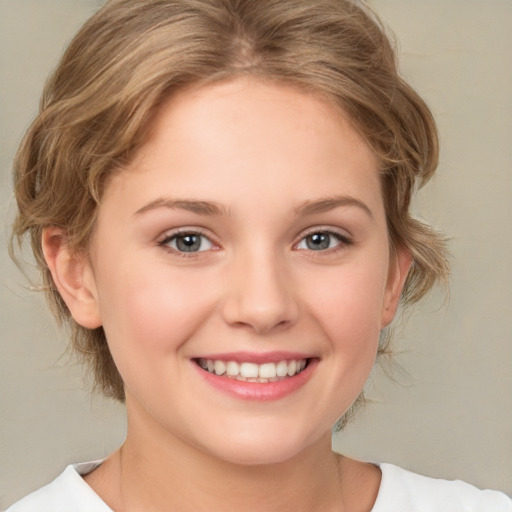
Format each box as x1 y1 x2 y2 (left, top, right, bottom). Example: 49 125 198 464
296 231 348 251
161 232 214 253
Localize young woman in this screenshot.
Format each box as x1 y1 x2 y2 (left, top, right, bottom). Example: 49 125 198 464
6 1 511 510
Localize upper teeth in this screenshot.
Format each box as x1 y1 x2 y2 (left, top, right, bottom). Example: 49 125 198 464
198 358 307 381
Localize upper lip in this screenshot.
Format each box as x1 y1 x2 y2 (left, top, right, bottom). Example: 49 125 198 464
191 351 315 364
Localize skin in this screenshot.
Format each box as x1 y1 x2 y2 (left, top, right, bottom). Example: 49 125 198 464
43 77 411 511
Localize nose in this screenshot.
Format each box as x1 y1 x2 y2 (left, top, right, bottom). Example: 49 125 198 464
221 247 299 335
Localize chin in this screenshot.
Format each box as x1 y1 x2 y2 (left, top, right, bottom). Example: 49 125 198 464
200 421 329 467
213 445 303 467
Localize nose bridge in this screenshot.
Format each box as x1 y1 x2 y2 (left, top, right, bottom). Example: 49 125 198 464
221 242 298 334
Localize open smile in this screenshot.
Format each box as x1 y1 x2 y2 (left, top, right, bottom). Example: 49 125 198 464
196 358 308 382
192 354 317 401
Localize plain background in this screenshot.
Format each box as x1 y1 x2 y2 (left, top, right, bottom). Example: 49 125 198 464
1 0 511 508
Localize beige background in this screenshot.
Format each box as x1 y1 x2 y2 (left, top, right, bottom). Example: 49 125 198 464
1 0 511 508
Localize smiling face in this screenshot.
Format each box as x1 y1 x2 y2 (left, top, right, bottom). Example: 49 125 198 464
49 78 409 465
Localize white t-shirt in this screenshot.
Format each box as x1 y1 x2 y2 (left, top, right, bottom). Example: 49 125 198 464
5 461 512 512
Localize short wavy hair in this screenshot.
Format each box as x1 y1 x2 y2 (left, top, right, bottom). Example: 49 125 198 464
11 0 449 403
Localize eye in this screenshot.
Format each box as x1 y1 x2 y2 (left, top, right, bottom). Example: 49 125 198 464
160 232 214 253
296 230 350 251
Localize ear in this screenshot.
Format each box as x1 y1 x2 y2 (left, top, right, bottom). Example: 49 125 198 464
380 247 412 328
42 227 102 329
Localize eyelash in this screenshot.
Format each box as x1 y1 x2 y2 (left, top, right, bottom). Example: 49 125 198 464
157 229 217 258
157 228 352 257
294 229 352 254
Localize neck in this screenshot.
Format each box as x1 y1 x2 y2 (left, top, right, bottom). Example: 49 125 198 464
89 395 349 512
85 396 382 512
116 427 345 512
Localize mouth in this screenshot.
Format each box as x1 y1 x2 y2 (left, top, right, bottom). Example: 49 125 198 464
195 358 309 383
192 352 317 401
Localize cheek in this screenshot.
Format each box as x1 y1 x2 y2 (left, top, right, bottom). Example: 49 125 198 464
302 260 388 382
306 263 388 337
97 263 219 357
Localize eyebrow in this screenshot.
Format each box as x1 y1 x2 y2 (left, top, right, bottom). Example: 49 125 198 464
134 195 372 218
294 195 373 218
134 198 227 216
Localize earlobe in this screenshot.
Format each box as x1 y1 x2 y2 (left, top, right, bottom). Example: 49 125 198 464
42 227 102 329
381 248 412 328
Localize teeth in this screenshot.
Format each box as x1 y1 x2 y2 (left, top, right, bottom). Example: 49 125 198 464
198 358 308 381
276 360 288 377
240 362 259 378
214 360 226 376
226 361 239 376
259 363 276 379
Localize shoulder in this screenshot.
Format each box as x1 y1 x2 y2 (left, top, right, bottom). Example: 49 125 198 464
372 463 512 512
5 461 111 512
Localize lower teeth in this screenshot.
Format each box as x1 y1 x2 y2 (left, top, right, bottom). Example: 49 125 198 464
228 375 282 383
201 366 305 382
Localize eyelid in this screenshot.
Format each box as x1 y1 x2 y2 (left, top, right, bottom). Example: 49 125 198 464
157 227 220 254
294 226 353 251
155 225 352 255
297 225 352 241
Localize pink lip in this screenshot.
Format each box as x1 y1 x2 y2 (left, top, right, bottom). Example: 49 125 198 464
192 356 318 402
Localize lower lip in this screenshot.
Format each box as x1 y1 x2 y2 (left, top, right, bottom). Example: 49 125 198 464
194 359 318 401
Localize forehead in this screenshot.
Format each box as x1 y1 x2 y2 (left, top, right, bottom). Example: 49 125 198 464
139 78 375 168
102 77 382 221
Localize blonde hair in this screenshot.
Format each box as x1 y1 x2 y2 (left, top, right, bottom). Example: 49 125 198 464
11 0 449 401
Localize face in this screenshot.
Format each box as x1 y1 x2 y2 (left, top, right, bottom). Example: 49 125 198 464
55 78 409 465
